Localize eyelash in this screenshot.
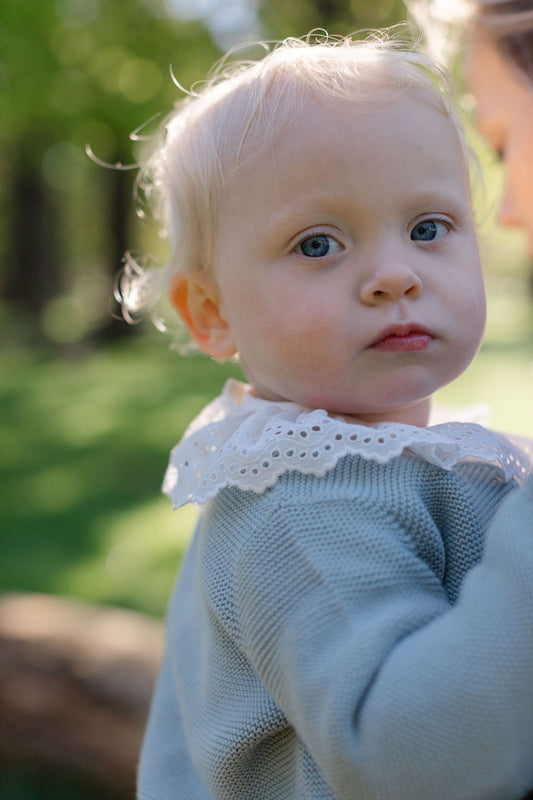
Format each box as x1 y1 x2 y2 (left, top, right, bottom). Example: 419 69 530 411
291 216 457 257
293 229 343 258
410 215 457 241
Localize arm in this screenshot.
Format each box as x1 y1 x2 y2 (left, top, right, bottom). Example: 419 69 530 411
235 477 533 800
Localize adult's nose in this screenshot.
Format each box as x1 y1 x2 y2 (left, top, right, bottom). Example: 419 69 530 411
498 185 523 229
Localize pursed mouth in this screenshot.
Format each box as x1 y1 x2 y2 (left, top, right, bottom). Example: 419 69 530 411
368 324 435 352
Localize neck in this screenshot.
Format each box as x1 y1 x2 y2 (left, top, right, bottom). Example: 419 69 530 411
341 397 432 428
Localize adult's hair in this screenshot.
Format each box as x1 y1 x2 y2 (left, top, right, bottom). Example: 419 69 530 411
475 0 533 81
409 0 533 82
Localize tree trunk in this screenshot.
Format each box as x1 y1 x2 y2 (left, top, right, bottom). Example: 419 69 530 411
3 164 62 315
0 593 163 798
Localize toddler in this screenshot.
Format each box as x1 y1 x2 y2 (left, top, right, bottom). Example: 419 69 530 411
125 32 533 800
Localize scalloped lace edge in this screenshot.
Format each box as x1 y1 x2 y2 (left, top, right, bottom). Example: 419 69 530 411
163 380 532 507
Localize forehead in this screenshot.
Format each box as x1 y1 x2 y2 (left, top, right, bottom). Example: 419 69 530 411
466 33 531 113
216 90 470 235
237 89 465 185
465 34 506 109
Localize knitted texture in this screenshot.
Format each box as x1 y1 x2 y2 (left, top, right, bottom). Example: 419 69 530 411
138 454 533 800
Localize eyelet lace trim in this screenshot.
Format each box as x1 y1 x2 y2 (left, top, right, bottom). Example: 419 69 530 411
163 379 532 508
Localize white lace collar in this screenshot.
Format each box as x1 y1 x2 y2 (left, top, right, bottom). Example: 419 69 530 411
163 379 532 508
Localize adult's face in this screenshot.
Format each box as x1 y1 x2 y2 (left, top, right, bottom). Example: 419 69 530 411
466 32 533 255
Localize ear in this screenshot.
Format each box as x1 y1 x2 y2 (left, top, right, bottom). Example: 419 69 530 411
169 272 237 360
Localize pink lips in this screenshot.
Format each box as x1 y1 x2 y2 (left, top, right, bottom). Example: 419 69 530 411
369 324 435 352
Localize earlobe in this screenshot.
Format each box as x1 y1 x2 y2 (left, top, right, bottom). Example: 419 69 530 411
169 273 237 360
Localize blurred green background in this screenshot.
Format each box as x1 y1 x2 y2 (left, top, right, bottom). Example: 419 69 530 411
1 0 532 617
1 1 532 793
2 0 533 612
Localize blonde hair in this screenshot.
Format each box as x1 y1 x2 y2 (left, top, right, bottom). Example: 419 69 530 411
119 29 469 323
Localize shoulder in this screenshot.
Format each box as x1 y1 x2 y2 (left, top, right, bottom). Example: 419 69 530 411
198 454 513 597
201 455 453 576
208 452 472 535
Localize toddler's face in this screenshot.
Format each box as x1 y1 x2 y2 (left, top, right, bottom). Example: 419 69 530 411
200 90 486 425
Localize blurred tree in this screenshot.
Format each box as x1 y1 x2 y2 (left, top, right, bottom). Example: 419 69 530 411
0 0 219 341
0 0 409 345
258 0 407 39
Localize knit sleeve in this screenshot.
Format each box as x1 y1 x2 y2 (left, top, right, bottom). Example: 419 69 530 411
234 476 533 800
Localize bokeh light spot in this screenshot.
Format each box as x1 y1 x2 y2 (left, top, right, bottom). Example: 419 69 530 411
118 58 163 103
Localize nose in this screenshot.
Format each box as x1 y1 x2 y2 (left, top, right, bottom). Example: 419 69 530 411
360 263 422 306
498 185 523 229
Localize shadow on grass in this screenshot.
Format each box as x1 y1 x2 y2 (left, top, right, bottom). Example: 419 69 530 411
0 765 124 800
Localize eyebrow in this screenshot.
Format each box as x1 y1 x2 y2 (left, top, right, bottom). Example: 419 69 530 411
263 194 338 234
265 186 470 228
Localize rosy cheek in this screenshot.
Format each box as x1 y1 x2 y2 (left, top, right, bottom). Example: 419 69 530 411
278 317 333 364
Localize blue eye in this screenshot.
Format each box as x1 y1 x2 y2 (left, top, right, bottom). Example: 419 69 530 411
297 234 342 258
411 219 448 242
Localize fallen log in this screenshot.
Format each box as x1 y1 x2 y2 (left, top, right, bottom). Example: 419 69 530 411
0 593 164 798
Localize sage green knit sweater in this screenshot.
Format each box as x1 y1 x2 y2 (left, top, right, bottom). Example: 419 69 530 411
139 454 533 800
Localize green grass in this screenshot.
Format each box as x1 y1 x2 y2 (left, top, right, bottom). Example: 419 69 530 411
1 306 532 618
0 332 243 616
